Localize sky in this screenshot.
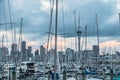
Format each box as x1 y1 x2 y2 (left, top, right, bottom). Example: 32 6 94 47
0 0 120 54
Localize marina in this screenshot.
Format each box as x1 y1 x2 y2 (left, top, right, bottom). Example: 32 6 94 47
0 0 120 80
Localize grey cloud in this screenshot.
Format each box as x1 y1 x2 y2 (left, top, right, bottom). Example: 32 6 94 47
0 0 120 41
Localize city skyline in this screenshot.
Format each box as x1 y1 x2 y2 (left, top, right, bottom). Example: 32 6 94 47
0 0 120 52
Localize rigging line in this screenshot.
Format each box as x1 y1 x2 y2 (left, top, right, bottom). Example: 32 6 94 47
8 0 13 42
80 28 85 62
79 31 84 64
47 0 54 52
50 35 53 50
85 25 88 64
85 25 87 51
60 37 63 52
11 6 16 42
18 18 23 52
62 0 66 51
12 14 16 42
63 0 73 35
2 35 4 47
3 0 8 47
78 12 80 28
119 13 120 27
65 0 72 26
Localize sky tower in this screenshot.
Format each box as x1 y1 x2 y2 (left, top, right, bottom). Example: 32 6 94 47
77 27 82 52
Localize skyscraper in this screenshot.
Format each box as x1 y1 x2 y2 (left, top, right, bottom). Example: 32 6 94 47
21 41 26 52
0 46 9 62
34 49 39 62
40 45 45 62
93 45 99 56
21 41 27 61
11 43 17 52
11 43 18 63
27 46 33 60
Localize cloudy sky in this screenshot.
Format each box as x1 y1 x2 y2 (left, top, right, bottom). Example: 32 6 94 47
0 0 120 53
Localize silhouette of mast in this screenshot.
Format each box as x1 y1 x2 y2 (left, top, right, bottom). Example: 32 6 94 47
54 0 58 79
95 14 100 64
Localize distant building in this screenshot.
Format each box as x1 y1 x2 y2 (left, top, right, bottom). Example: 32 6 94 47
93 45 99 56
11 43 17 52
0 46 9 62
21 41 26 52
34 49 40 62
47 49 54 64
82 50 95 64
66 48 74 63
27 46 33 60
58 51 65 63
11 43 18 63
21 41 27 61
40 45 45 62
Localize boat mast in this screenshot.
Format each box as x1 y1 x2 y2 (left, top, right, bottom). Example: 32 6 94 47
2 35 4 47
74 11 78 53
18 18 23 62
54 0 58 79
85 25 87 64
8 0 14 42
95 14 99 63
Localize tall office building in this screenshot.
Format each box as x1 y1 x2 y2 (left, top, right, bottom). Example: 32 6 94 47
11 43 18 63
93 45 99 56
21 41 26 52
21 41 27 61
0 46 9 62
11 43 17 52
66 48 74 63
27 46 33 60
40 45 45 62
34 49 39 62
